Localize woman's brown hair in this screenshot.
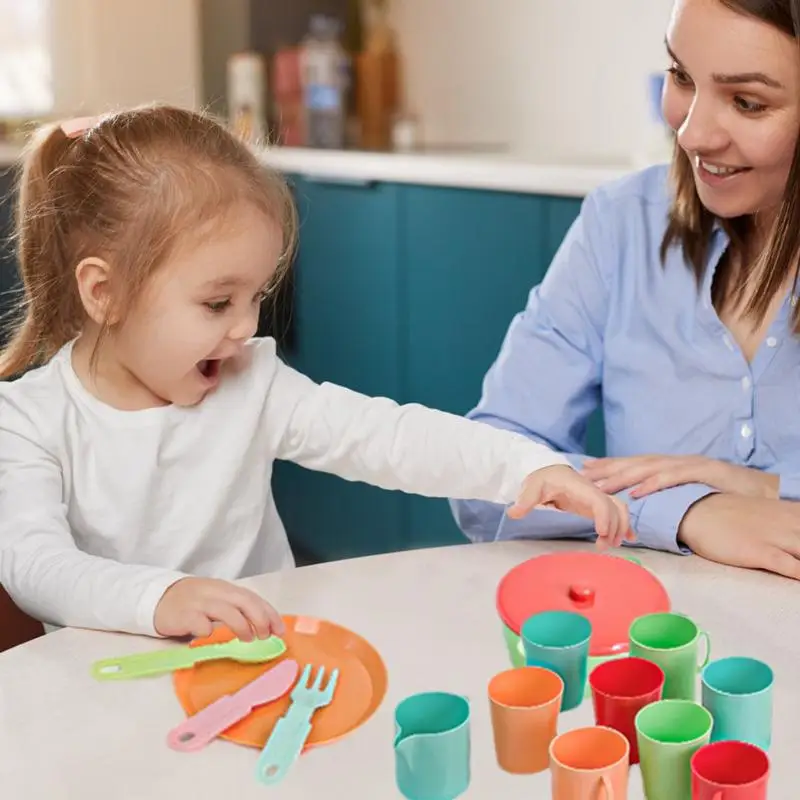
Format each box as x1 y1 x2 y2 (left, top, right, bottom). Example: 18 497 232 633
0 104 297 379
661 0 800 327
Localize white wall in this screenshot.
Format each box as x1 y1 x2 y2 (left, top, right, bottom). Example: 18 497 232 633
390 0 674 165
199 0 249 117
50 0 202 117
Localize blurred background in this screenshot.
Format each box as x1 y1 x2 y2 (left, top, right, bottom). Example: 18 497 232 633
0 0 673 162
0 0 674 566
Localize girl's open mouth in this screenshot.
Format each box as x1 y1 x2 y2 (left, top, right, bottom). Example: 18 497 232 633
197 359 221 381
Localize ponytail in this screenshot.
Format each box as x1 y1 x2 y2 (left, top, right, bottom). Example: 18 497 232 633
0 123 85 378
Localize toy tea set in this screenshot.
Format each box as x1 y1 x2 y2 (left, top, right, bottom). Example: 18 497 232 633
484 551 773 800
91 552 774 798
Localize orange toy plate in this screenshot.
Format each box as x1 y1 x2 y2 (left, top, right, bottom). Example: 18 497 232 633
172 615 388 750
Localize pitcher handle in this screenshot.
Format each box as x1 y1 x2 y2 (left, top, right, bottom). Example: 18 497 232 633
697 631 711 671
599 775 614 800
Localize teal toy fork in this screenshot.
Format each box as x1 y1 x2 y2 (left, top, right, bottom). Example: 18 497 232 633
255 664 339 785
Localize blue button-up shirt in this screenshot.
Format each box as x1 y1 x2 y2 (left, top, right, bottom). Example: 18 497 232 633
451 164 800 553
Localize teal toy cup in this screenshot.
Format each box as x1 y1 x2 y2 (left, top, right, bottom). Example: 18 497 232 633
701 656 773 750
394 692 470 800
521 610 592 711
502 623 624 700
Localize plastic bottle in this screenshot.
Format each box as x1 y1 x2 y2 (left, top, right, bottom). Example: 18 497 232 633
301 15 349 149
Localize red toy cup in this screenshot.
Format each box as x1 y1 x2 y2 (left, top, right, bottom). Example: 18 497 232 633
691 740 769 799
589 656 664 764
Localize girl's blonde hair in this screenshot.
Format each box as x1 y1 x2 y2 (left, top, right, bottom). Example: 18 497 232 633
0 103 297 379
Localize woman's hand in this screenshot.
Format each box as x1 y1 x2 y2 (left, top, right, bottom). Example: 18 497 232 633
582 455 779 500
154 577 285 641
508 464 635 548
678 494 800 581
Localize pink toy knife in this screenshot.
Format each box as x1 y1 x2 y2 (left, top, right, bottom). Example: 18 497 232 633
167 659 300 752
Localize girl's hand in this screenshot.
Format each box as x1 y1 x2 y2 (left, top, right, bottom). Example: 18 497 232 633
582 455 779 500
154 577 285 641
508 464 635 548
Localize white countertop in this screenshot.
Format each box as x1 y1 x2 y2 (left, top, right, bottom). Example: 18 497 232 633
0 540 794 799
260 146 632 197
0 138 633 196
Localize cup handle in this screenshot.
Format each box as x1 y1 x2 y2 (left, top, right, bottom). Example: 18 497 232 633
599 775 614 800
697 630 711 671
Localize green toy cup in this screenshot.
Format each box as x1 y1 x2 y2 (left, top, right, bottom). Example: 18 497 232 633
629 612 710 700
635 699 713 800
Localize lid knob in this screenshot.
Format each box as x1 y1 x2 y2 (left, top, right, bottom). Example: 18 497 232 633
568 584 595 607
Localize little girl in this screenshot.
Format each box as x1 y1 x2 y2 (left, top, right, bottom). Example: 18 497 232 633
0 105 630 642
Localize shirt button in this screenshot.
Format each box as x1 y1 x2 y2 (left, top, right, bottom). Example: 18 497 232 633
741 376 751 390
723 336 735 351
741 423 753 438
766 337 778 348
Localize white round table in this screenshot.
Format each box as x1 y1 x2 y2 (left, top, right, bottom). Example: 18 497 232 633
0 541 796 799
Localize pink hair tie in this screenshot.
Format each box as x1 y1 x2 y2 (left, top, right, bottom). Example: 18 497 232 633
60 115 101 138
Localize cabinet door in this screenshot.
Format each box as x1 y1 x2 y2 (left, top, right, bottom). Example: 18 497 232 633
271 175 407 562
0 168 19 351
545 197 606 457
401 186 553 549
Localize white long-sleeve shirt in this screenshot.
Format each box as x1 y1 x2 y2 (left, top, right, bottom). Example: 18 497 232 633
0 337 568 636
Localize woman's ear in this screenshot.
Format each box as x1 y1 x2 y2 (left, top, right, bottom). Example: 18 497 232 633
74 257 118 325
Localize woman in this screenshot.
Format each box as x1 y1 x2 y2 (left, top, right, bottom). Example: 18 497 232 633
451 0 800 580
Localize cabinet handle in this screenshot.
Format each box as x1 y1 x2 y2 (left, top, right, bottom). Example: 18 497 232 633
301 174 376 188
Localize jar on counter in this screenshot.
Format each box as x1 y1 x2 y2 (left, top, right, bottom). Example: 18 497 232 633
227 51 266 144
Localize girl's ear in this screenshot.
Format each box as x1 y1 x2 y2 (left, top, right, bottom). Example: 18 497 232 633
74 257 120 325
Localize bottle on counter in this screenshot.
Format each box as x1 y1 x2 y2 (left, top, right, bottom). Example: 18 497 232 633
355 0 401 151
300 14 349 149
227 51 266 144
343 0 365 147
272 45 304 147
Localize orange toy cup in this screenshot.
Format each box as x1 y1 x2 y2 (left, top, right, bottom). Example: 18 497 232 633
549 726 630 799
488 666 564 774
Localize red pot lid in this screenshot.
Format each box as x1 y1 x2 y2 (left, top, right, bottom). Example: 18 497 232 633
496 552 671 657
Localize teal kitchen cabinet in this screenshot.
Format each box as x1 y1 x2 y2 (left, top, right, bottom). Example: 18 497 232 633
271 175 409 561
400 186 556 549
0 169 20 352
271 176 605 562
399 189 605 551
402 187 553 416
544 196 583 259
